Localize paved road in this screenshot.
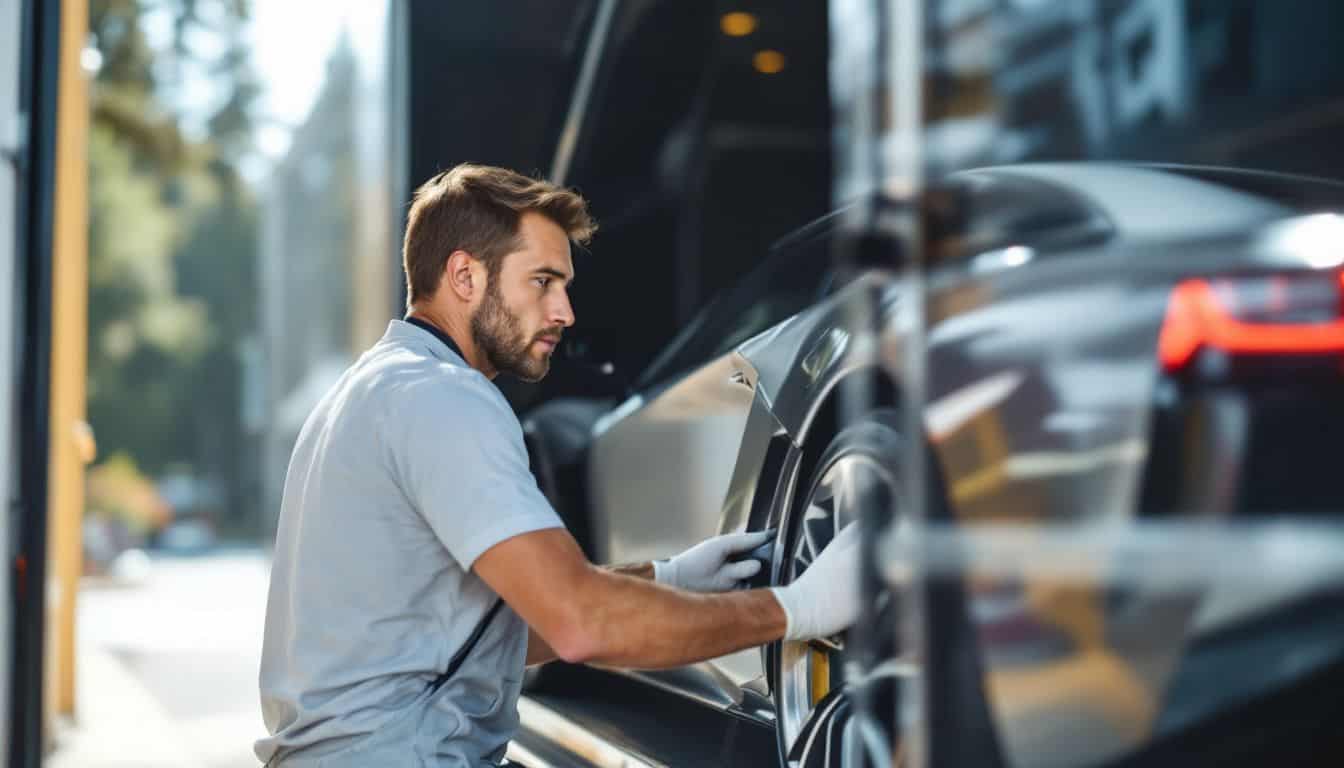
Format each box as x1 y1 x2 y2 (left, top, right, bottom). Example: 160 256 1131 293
53 549 270 768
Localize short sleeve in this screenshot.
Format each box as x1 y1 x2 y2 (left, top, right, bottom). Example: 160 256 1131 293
394 374 563 570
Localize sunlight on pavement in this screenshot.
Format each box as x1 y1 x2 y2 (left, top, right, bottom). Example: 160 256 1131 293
48 551 270 768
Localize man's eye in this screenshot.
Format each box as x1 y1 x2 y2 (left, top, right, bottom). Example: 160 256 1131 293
534 277 550 288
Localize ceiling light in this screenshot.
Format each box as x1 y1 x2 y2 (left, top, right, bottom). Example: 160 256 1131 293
753 50 786 74
720 12 758 37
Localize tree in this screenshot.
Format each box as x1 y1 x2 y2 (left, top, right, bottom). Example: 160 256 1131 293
86 0 261 537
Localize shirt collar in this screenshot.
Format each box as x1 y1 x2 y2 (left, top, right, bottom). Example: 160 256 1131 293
386 318 468 366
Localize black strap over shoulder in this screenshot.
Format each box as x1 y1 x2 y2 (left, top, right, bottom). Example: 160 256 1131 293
404 315 504 694
428 598 505 694
263 600 507 767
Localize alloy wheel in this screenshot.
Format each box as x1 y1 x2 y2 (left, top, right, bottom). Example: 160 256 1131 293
778 451 907 768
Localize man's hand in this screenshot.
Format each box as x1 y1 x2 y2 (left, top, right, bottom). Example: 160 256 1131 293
770 522 861 641
653 530 774 592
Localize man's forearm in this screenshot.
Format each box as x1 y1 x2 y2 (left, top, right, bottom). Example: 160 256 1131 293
473 529 787 672
570 568 785 669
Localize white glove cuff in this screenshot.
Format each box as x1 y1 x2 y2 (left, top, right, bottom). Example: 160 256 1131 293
652 559 674 587
770 587 801 641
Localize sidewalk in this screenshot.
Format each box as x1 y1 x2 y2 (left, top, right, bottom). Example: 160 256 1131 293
46 551 269 768
48 641 210 768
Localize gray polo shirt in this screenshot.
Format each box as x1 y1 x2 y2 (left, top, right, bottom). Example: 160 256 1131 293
256 320 562 767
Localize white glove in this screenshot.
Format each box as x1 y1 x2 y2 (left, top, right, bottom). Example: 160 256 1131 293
653 530 774 592
771 522 861 641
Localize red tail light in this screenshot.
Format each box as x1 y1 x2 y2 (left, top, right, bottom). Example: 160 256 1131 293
1158 271 1344 371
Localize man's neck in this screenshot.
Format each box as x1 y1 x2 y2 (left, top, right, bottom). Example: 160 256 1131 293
405 306 496 378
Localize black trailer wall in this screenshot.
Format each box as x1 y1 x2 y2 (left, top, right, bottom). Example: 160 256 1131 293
405 0 831 411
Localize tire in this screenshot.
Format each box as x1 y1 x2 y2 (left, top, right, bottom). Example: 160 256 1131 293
770 410 905 768
768 410 1003 768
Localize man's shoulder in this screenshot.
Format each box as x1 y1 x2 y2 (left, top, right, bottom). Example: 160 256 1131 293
358 341 512 423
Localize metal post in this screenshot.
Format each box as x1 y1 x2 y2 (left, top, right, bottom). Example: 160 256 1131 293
550 0 619 185
9 0 60 762
0 0 24 752
882 4 927 766
829 0 926 765
46 0 90 720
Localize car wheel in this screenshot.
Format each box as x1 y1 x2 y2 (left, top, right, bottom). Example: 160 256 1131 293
771 410 905 768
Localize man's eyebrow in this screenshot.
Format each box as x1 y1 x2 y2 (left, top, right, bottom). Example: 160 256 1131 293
534 266 574 285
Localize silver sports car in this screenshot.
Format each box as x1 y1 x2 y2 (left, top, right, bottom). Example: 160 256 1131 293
520 163 1344 767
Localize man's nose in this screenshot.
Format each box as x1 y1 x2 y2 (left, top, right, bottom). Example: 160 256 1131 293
550 292 575 328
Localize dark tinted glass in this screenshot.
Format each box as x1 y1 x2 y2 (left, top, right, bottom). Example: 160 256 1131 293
633 219 839 390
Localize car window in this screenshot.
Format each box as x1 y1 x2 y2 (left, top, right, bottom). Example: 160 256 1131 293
935 170 1114 265
632 169 1130 391
634 222 838 391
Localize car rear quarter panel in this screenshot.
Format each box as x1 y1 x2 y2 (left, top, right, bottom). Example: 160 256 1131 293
737 228 1308 766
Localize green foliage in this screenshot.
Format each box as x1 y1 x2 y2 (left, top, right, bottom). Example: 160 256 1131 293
86 0 261 531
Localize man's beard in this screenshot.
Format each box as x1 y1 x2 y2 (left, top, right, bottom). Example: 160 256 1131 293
470 279 559 382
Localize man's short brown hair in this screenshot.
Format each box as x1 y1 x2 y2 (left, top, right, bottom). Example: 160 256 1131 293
402 163 596 306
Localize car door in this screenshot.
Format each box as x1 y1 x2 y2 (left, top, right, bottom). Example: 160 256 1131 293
586 233 834 697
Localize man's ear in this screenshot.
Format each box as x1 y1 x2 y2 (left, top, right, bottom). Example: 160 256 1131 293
443 249 477 301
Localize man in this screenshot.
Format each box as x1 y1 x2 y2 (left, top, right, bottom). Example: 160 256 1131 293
257 164 861 766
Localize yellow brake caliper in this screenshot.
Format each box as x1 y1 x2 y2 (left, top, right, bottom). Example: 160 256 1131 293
810 645 831 706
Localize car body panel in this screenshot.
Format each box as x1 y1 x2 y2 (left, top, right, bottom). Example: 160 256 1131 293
588 352 759 566
590 356 793 695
